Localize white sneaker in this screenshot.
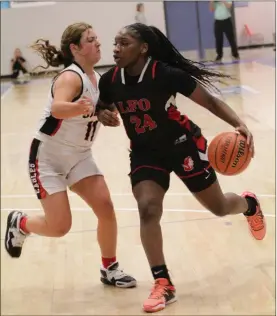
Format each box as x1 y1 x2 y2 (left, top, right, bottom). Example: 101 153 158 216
5 211 29 258
100 262 137 288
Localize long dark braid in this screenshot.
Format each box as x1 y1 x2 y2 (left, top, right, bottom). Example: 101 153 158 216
125 23 231 92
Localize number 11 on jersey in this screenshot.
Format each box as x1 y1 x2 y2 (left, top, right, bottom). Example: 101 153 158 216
85 121 98 141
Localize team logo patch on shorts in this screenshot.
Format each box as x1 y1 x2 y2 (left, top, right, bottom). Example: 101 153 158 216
182 156 194 172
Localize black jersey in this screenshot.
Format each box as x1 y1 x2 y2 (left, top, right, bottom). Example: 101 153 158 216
99 58 198 151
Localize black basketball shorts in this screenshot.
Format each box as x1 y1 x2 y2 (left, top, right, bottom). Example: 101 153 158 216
129 134 217 193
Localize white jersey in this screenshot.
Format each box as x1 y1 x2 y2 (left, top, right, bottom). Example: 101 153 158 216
35 62 101 149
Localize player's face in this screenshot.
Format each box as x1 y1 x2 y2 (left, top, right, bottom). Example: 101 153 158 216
73 28 101 64
113 28 147 68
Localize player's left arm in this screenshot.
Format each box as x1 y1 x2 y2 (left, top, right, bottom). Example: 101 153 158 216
189 83 245 129
166 66 254 153
188 83 254 151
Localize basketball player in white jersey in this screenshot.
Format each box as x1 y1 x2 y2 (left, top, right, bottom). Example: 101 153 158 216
4 22 136 288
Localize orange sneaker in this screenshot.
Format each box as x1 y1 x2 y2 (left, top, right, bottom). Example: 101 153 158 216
242 192 266 240
143 278 177 313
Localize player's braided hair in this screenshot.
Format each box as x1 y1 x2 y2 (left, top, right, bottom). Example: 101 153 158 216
125 23 231 92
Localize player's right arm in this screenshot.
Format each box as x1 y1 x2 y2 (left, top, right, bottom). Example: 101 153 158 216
96 70 120 127
51 71 94 119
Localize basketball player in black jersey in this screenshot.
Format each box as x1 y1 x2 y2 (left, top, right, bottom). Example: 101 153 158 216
96 23 266 313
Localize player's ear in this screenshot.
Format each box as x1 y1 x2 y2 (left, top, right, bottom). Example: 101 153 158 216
69 43 79 54
140 43 148 55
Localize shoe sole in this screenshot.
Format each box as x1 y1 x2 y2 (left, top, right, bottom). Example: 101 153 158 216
100 277 137 288
143 296 177 313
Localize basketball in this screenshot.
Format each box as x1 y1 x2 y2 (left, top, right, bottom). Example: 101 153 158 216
208 132 253 176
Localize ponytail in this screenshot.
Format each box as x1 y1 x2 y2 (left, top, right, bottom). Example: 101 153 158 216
30 39 71 70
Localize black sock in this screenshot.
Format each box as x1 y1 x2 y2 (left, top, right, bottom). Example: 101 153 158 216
243 196 257 216
151 265 172 284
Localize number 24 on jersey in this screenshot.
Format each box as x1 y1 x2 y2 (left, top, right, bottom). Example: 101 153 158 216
130 114 157 134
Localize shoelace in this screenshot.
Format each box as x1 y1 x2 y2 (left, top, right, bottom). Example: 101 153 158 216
110 267 128 279
149 283 166 300
248 210 264 230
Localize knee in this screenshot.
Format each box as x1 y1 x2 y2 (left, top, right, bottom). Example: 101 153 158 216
51 221 72 237
137 198 162 224
94 198 116 222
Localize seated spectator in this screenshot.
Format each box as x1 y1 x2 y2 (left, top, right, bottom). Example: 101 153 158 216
11 48 30 80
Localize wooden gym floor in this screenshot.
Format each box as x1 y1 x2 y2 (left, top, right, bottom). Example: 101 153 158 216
1 48 276 315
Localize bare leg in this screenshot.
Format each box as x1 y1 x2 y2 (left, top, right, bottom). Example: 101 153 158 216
4 191 72 258
132 180 177 313
192 180 248 217
132 180 166 267
25 191 72 237
71 175 137 288
192 180 266 240
71 175 117 258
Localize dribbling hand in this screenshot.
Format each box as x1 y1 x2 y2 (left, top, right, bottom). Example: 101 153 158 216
235 125 255 157
76 96 94 116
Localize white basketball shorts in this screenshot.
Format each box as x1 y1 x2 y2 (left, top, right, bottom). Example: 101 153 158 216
28 138 102 199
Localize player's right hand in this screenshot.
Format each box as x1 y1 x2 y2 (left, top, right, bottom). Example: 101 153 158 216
76 96 94 116
98 108 120 127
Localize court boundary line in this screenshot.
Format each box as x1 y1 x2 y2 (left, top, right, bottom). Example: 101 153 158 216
0 207 275 217
253 60 276 69
0 216 228 240
1 193 275 198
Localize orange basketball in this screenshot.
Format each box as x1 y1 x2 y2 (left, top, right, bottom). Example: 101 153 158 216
207 132 253 176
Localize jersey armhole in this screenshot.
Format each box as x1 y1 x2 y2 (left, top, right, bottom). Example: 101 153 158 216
51 70 84 102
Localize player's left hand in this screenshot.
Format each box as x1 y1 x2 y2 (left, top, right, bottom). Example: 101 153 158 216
235 125 254 157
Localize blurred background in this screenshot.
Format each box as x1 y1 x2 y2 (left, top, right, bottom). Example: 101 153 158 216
1 1 276 79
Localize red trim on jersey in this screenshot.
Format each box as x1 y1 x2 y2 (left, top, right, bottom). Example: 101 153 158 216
152 61 158 79
192 135 207 152
167 105 185 124
178 164 212 179
167 107 198 135
112 67 119 83
131 165 169 175
50 119 63 136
